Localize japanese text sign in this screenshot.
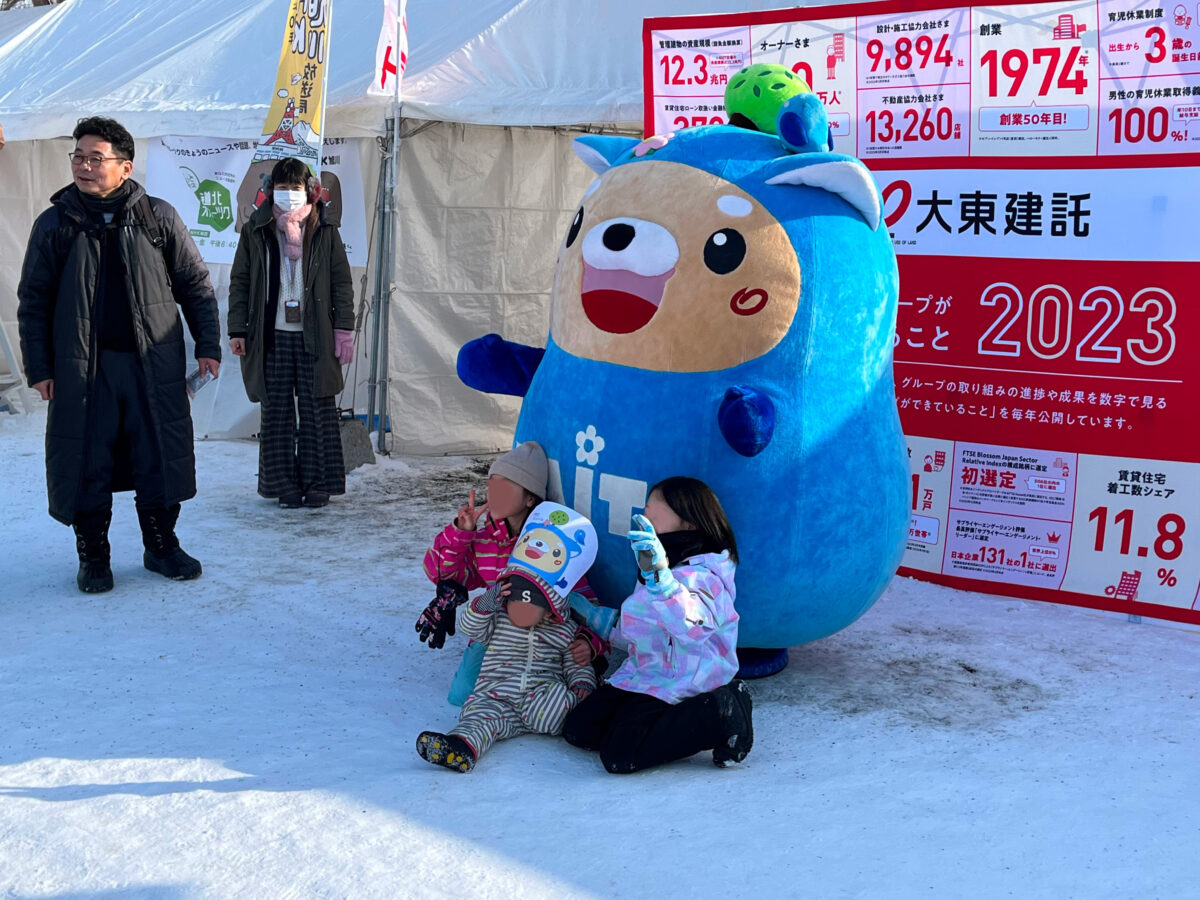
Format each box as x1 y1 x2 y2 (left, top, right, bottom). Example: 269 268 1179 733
644 0 1200 625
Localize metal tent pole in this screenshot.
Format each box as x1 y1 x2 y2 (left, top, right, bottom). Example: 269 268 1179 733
365 126 390 443
377 107 401 454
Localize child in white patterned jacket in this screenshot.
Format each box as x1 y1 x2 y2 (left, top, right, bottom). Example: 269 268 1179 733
563 476 753 773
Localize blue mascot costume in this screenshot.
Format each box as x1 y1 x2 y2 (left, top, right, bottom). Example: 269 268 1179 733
458 68 908 675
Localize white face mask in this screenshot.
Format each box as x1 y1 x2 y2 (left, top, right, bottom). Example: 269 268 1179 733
274 189 307 211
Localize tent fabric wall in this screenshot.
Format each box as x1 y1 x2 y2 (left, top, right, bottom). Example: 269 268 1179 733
0 136 78 414
386 121 599 454
0 0 790 135
400 0 795 126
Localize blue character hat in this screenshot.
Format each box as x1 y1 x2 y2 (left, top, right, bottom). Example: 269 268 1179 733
505 501 597 593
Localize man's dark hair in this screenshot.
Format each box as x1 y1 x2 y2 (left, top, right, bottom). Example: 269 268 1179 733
270 157 314 191
73 116 136 161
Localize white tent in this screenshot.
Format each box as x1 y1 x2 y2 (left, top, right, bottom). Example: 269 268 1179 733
0 0 789 452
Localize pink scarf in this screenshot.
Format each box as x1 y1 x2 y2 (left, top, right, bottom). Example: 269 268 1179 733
272 203 312 261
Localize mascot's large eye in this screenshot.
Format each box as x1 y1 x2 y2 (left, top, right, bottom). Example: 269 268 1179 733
553 548 562 558
566 208 584 248
703 229 747 275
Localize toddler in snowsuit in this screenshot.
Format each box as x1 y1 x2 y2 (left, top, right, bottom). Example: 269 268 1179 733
417 502 598 772
414 442 606 703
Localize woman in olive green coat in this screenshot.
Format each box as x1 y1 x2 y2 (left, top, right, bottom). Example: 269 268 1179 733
227 158 355 509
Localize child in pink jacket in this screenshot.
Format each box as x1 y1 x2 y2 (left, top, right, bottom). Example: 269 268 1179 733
414 441 605 701
563 476 754 773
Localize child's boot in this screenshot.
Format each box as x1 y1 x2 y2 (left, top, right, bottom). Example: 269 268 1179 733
416 731 476 773
712 680 754 767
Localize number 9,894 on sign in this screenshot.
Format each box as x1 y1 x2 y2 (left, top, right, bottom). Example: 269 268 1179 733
865 34 954 74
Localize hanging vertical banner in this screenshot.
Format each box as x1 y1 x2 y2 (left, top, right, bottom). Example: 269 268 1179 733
253 0 332 169
368 0 408 98
643 0 1200 626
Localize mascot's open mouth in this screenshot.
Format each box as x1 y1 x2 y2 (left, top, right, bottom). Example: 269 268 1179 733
523 546 544 560
581 263 675 334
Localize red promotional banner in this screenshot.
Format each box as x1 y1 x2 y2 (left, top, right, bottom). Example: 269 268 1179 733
644 0 1200 624
892 255 1197 460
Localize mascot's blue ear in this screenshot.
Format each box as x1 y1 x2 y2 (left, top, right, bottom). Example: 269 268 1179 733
573 135 642 175
762 154 883 229
776 93 834 154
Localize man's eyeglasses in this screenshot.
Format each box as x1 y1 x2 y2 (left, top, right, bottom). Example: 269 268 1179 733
68 153 128 168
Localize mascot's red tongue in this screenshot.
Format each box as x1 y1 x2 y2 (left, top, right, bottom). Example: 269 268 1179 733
581 263 675 334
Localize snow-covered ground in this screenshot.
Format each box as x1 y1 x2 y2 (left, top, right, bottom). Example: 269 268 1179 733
2 408 1198 899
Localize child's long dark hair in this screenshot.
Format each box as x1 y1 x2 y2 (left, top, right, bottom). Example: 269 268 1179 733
650 476 739 564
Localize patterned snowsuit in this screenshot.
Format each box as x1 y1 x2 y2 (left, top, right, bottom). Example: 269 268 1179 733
451 589 597 759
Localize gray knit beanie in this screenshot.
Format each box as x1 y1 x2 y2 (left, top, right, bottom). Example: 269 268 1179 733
488 441 548 498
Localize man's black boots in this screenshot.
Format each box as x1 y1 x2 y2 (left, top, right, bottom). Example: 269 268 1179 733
73 507 115 593
137 504 202 581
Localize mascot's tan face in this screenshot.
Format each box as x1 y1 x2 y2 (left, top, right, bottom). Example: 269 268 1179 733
551 160 801 372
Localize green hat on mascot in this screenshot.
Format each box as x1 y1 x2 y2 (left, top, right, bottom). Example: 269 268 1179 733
724 62 812 134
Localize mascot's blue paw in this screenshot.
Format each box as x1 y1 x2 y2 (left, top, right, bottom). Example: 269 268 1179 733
456 333 546 397
718 385 776 457
777 93 835 154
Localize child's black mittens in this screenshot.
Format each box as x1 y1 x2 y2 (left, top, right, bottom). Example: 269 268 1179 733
415 579 468 649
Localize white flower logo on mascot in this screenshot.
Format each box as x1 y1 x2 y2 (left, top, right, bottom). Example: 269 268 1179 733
575 425 605 466
458 65 908 676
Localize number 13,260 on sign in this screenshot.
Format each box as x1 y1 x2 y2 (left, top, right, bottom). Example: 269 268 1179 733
865 106 958 144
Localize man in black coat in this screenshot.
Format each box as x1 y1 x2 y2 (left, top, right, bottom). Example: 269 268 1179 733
17 116 222 593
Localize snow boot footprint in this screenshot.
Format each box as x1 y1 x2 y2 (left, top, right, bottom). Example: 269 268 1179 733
713 680 754 767
416 731 476 773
